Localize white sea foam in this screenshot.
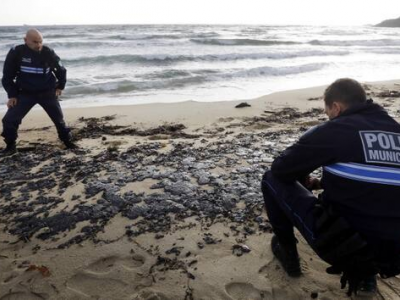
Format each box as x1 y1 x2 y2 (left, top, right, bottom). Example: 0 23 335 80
309 39 400 47
61 50 349 66
65 63 328 97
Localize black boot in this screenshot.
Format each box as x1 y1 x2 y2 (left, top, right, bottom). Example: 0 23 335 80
63 140 78 149
358 275 377 295
0 142 17 156
271 235 302 277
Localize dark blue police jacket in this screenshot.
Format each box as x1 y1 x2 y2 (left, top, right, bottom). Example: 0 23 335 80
2 44 67 98
271 100 400 241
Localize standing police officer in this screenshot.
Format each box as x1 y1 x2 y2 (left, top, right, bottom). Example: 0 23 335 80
1 28 76 155
262 78 400 296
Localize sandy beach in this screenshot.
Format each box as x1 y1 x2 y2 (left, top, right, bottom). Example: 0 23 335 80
1 80 400 300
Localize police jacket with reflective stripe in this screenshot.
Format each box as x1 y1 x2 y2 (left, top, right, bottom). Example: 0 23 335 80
1 44 67 98
271 100 400 240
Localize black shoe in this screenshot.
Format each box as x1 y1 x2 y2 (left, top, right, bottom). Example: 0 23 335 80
271 235 302 277
63 140 78 149
0 143 17 156
358 275 377 295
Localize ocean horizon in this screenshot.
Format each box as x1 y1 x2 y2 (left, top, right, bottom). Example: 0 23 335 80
1 24 400 110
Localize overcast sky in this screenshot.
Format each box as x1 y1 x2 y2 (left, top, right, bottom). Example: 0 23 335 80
1 0 399 26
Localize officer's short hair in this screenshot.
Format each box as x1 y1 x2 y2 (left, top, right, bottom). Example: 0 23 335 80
324 78 367 107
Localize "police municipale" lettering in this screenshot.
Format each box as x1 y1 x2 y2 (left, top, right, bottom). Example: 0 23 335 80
360 131 400 166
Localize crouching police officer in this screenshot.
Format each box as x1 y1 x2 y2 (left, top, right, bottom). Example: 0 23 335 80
262 78 400 296
1 28 77 156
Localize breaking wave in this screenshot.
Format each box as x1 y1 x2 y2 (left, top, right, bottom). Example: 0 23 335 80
309 39 400 47
66 62 327 96
63 50 348 67
46 41 123 48
226 63 328 78
190 38 300 46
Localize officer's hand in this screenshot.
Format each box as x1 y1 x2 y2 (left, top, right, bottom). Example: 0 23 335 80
305 176 321 190
55 89 62 97
7 98 17 108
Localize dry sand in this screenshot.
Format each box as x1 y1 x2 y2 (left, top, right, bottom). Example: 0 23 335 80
1 81 400 300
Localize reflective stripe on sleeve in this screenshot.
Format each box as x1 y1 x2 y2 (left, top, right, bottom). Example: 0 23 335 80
323 162 400 186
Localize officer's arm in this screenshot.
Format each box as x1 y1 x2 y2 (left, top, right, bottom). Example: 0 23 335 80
1 48 19 98
271 124 337 182
50 50 67 90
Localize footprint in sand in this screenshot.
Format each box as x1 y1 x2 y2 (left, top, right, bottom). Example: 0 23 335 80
258 257 308 283
67 255 149 298
86 254 145 273
68 272 128 297
258 260 288 284
2 272 19 284
258 261 325 300
133 290 170 300
225 282 267 300
0 292 47 300
226 282 302 300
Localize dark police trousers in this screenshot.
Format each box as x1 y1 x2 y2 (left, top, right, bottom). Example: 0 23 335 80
261 170 400 266
1 91 71 144
262 170 318 247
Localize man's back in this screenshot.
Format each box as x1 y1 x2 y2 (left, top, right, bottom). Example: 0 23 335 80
271 100 400 241
263 79 400 294
320 101 400 241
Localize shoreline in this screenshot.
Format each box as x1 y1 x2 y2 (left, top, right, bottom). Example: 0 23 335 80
3 78 399 129
0 83 326 146
0 79 397 150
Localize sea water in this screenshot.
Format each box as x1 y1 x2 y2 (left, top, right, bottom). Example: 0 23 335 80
0 24 399 109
